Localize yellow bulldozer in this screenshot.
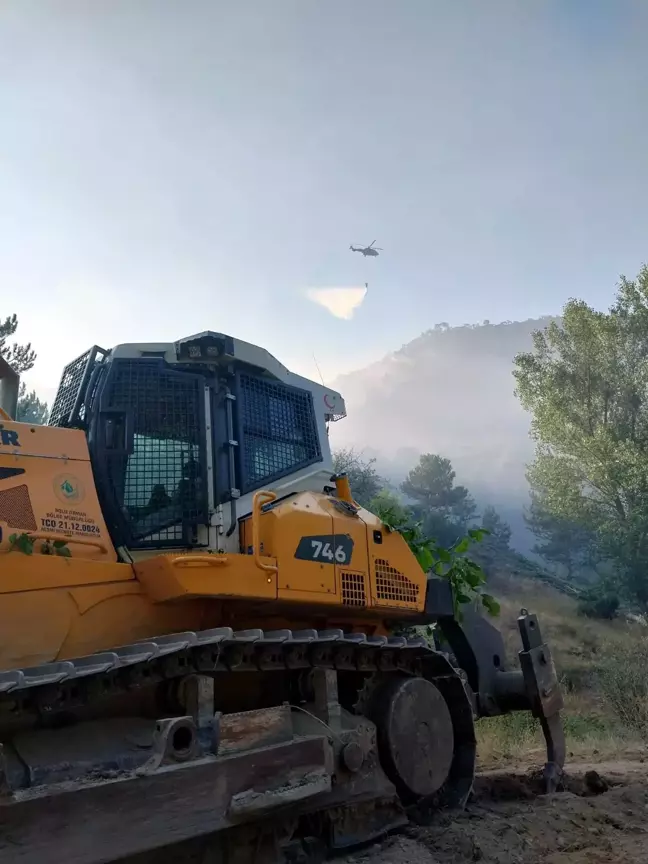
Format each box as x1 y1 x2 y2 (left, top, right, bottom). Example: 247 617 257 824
0 332 564 864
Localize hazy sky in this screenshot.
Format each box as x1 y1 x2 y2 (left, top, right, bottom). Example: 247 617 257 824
2 0 648 402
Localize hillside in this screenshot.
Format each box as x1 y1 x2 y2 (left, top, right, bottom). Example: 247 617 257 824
330 317 558 551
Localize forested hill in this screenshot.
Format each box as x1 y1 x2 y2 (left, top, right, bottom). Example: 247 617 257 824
329 317 558 551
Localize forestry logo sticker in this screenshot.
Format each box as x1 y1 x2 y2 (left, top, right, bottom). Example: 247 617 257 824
53 474 85 504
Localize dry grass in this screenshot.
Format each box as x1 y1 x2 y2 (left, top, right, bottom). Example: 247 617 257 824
476 691 644 770
475 571 648 768
489 570 637 686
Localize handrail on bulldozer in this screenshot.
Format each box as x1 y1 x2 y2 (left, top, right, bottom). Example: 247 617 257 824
0 354 19 421
252 490 278 573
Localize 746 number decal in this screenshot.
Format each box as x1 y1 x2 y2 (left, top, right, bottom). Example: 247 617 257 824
294 534 354 566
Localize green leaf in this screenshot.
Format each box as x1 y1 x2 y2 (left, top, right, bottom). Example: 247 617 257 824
9 532 34 555
481 593 501 617
454 537 470 554
461 565 486 589
414 547 435 572
435 547 451 563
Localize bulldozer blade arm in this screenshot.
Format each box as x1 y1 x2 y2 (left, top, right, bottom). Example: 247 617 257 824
539 711 566 792
435 602 565 793
516 610 566 792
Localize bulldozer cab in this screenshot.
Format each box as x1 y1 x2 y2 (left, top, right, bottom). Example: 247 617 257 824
47 331 345 553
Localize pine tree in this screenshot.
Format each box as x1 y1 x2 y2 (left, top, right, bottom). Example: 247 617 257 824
0 313 48 423
0 314 36 374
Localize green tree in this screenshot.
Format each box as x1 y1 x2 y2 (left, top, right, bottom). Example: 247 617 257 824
525 489 592 580
401 454 477 544
0 314 36 374
514 266 648 608
481 505 511 550
15 383 49 425
0 313 48 422
367 487 410 523
332 447 384 508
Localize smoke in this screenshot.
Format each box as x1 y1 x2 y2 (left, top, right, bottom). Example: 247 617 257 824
306 285 368 320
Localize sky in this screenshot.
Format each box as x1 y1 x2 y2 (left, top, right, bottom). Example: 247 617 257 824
2 0 648 403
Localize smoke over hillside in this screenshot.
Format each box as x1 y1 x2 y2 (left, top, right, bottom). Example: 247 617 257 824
329 317 558 551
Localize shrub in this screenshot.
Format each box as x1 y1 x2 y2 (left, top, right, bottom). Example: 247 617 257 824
596 633 648 739
578 587 620 621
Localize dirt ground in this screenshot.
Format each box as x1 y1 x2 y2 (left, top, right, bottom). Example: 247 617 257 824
336 761 648 864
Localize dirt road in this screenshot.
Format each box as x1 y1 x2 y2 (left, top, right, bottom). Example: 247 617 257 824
337 762 648 864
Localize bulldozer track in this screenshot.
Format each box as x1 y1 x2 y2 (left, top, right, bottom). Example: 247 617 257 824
0 627 461 717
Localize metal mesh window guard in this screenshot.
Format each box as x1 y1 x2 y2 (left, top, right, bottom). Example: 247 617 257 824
103 361 207 546
49 347 107 428
238 374 321 491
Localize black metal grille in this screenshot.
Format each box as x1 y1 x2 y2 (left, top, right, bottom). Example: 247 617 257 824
238 373 321 492
375 558 419 605
102 360 207 547
341 571 367 607
49 346 107 428
0 484 37 530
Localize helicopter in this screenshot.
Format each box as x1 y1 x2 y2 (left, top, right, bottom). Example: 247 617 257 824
349 240 382 257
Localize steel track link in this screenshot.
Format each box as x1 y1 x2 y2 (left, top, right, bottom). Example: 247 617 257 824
0 627 462 719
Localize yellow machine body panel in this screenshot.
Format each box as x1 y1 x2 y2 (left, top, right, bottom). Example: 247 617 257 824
0 419 117 561
240 493 427 613
0 414 426 672
134 552 278 603
0 578 208 670
0 422 427 671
